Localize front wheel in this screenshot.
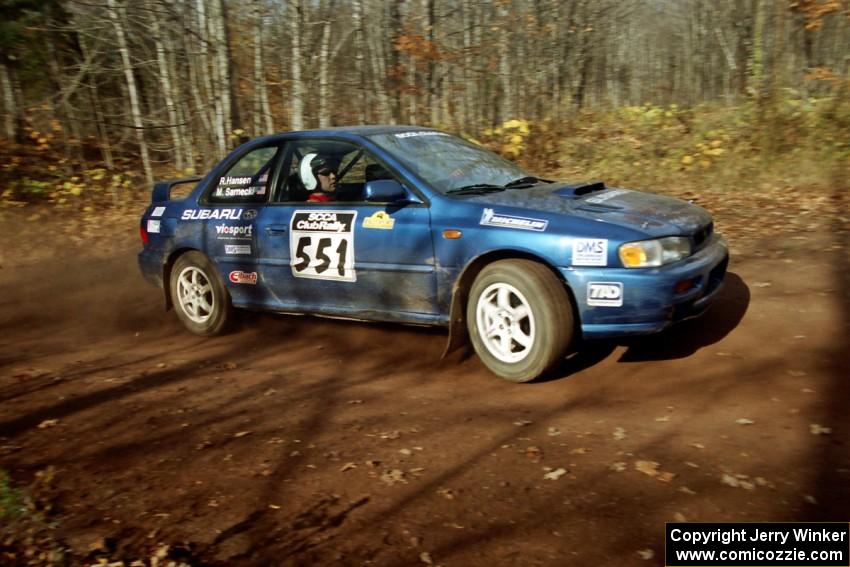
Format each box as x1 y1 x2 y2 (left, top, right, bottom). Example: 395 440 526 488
169 251 233 335
466 260 574 382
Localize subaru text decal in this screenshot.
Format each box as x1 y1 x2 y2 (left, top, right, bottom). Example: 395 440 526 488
182 208 244 220
479 208 548 232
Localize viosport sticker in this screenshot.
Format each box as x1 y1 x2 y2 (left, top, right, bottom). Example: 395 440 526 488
587 282 623 307
215 224 253 240
147 219 161 233
228 271 257 284
224 244 251 255
290 210 357 282
572 238 608 266
479 208 548 232
362 211 395 230
151 206 166 217
182 208 244 220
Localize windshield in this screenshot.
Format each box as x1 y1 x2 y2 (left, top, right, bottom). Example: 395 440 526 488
368 131 534 194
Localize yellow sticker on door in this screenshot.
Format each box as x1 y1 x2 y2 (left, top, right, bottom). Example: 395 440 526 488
363 211 395 230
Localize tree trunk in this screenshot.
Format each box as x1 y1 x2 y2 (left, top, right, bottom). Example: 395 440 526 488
106 0 153 185
289 0 305 130
352 0 366 124
318 15 332 127
149 0 184 171
0 61 16 140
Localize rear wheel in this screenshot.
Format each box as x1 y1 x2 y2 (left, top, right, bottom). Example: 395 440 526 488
467 260 574 382
170 251 232 335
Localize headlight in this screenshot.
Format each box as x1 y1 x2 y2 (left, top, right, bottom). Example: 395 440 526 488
619 237 691 268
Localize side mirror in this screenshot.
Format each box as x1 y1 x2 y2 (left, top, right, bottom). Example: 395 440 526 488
364 179 408 203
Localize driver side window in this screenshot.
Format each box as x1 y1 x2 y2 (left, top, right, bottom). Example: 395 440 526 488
276 140 399 203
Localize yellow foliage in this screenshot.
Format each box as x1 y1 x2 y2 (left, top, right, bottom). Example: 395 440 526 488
681 155 694 165
699 159 712 168
704 148 725 156
710 140 723 148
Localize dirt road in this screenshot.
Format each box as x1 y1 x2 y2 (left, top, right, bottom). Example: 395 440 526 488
1 205 848 566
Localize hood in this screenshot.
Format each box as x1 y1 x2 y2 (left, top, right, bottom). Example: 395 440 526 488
462 182 712 236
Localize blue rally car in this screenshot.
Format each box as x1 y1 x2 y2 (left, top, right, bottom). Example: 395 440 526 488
138 126 728 382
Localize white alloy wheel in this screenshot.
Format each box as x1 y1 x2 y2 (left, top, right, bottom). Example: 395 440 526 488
169 251 232 335
475 282 535 363
176 266 215 324
466 259 574 382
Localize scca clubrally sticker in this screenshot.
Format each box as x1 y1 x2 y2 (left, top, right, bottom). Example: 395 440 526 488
289 210 357 282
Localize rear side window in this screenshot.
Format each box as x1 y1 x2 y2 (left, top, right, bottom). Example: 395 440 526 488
208 146 280 204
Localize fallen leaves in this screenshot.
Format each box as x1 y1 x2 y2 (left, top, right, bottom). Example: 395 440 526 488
380 469 406 486
543 468 568 481
37 419 59 429
634 460 676 482
810 424 832 435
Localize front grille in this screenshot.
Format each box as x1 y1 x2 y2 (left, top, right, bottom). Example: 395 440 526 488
691 221 713 251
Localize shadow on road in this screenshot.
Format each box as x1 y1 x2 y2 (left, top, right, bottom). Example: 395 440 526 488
618 271 750 362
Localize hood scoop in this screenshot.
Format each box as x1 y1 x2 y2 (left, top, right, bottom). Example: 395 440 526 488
553 180 606 198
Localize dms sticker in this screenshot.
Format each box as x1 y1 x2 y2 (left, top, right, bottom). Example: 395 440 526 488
147 219 161 233
479 208 547 232
587 282 623 307
572 238 608 266
229 271 257 284
362 211 395 230
290 210 357 282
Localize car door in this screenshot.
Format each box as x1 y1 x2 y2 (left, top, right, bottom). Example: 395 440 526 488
254 139 439 320
196 144 284 308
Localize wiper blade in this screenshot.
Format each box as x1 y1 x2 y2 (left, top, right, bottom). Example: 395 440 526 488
445 184 506 195
503 176 551 188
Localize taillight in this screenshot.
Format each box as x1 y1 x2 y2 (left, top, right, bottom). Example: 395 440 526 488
140 225 149 245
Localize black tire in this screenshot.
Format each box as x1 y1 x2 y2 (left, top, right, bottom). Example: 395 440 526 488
466 259 574 382
169 251 233 336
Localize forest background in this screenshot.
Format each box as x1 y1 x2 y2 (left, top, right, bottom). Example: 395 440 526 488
0 0 848 219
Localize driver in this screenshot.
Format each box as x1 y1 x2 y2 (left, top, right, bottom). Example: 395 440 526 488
300 153 340 202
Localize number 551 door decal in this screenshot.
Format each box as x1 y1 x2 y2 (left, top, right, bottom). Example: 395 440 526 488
289 210 358 282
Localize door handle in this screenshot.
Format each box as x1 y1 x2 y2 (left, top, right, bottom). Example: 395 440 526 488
266 225 288 235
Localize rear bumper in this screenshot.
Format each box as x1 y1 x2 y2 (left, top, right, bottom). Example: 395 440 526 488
138 248 164 289
559 235 729 339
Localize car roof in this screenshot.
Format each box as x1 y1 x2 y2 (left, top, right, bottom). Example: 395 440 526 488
250 125 439 144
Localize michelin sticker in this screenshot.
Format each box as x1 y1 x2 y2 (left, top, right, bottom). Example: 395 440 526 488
572 238 608 266
225 244 251 255
362 211 395 230
290 210 357 282
147 220 161 234
479 208 548 232
587 282 623 307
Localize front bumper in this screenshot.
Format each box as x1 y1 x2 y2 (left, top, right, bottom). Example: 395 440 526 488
559 234 729 339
